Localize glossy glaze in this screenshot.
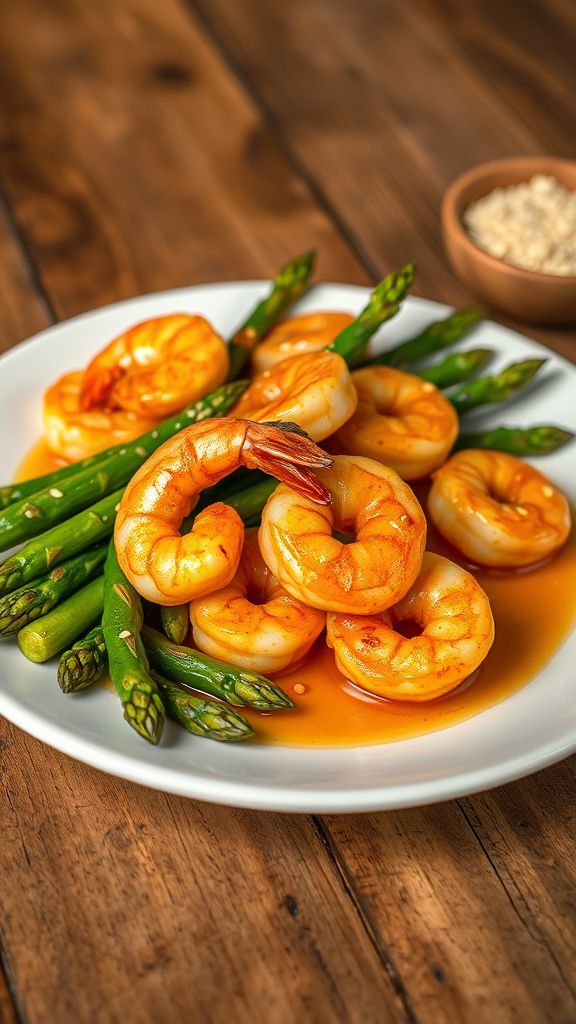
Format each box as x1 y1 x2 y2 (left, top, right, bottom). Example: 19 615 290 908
15 441 576 747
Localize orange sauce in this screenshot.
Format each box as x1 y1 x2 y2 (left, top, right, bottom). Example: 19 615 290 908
14 438 66 482
15 440 576 748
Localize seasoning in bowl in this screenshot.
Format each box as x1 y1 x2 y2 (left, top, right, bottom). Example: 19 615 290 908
463 174 576 276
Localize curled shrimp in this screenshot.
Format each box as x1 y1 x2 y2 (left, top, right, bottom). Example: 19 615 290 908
189 529 325 673
231 350 358 442
259 454 426 614
43 371 159 461
252 312 354 373
428 449 571 567
332 366 459 480
79 314 229 418
327 552 495 701
115 418 332 605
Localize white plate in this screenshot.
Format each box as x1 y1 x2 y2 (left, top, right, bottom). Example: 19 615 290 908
0 283 575 812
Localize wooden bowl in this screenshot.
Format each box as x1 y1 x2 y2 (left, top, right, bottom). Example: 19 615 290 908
442 156 576 324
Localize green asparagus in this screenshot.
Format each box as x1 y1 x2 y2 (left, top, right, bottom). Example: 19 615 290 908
0 545 106 637
1 380 246 513
327 264 415 365
102 542 165 744
360 307 483 369
454 425 574 456
57 623 108 691
143 626 294 710
160 604 189 645
151 672 253 741
226 250 316 380
18 577 104 663
0 489 121 597
450 359 547 415
0 380 246 547
419 349 493 389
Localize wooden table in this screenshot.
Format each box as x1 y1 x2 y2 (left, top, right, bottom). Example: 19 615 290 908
0 2 575 1021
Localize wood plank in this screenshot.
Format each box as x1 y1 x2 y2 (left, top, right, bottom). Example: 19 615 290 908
0 0 364 323
417 0 576 153
0 1 405 1021
0 722 406 1024
0 963 19 1024
190 0 576 359
321 763 576 1022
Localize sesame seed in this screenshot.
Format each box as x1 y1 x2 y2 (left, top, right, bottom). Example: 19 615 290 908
293 683 307 695
24 508 38 518
118 630 131 639
115 503 121 512
135 446 147 457
542 485 554 498
152 430 159 438
119 449 127 456
49 488 64 498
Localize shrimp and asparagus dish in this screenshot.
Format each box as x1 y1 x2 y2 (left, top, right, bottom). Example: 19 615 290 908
0 250 574 749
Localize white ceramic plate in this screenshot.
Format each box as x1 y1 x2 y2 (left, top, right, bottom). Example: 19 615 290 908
0 283 575 812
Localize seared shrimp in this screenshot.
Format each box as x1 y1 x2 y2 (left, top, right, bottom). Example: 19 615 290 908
332 366 458 480
428 449 571 567
115 418 332 605
231 350 357 442
252 312 354 373
190 529 325 673
43 371 159 461
327 552 495 701
79 314 229 418
259 454 426 614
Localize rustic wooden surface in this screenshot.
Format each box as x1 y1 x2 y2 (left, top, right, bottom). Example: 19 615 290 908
0 1 574 1021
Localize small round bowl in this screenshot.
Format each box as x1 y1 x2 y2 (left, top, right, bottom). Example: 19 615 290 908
442 156 576 324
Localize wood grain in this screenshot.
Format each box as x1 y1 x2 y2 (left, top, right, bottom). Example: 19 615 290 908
0 0 574 1021
190 0 576 360
0 723 406 1023
0 0 364 321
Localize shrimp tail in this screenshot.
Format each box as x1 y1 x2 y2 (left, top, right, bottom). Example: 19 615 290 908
79 367 122 410
243 421 333 505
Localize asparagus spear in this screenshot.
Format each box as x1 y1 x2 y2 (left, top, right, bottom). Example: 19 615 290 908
151 671 253 741
143 626 294 711
0 545 106 637
0 489 121 597
160 604 189 645
198 477 277 520
18 577 104 664
454 425 574 456
1 380 246 513
450 359 546 415
327 264 415 365
419 349 493 388
360 307 483 369
57 623 108 691
102 542 165 745
0 380 246 548
227 250 316 380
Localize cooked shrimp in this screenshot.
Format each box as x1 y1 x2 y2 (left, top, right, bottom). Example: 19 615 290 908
428 449 571 567
252 312 354 373
231 350 358 442
189 529 325 673
332 366 458 480
79 314 229 418
115 418 332 605
259 454 426 614
327 552 494 701
43 371 159 461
